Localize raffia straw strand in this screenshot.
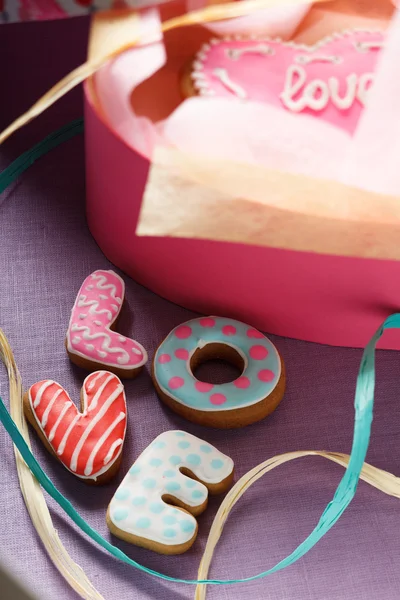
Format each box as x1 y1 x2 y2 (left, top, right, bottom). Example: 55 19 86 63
0 329 105 600
195 450 400 600
0 0 329 146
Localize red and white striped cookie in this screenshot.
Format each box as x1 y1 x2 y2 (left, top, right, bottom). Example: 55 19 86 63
66 270 148 379
24 371 127 484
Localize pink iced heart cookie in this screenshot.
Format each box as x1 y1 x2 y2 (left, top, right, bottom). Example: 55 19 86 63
66 270 148 378
24 371 127 484
188 30 385 133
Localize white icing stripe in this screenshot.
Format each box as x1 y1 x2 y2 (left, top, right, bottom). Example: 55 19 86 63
296 53 341 64
70 325 131 365
86 371 106 391
84 412 125 476
355 40 384 52
57 413 80 456
77 296 113 321
70 384 123 472
91 273 122 304
103 438 123 465
33 380 55 409
212 68 246 99
87 373 115 411
48 402 73 442
41 388 63 427
226 43 273 60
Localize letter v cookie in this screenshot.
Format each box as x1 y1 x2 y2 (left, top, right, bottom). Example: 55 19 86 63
66 270 147 378
24 371 127 484
107 431 234 554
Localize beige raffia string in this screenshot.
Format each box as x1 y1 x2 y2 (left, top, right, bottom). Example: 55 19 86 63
195 450 400 600
0 0 329 146
0 329 105 600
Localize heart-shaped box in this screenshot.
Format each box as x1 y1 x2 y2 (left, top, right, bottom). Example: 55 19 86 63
84 2 400 349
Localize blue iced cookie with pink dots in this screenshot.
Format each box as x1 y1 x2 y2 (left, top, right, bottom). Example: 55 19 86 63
107 430 234 554
152 317 285 428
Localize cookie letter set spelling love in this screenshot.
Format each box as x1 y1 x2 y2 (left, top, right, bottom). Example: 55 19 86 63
25 270 284 554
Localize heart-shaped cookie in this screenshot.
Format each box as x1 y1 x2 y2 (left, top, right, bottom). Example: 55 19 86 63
24 371 127 484
187 30 384 134
66 270 148 379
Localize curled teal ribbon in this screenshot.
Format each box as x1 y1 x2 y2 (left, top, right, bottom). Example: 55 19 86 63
0 122 398 584
0 119 83 194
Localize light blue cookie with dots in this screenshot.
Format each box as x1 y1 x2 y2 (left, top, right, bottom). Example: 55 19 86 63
107 430 234 554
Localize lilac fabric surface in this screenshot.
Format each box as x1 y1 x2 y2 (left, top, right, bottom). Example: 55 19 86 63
2 16 400 600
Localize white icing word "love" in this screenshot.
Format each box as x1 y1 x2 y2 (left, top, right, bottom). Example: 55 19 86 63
280 65 374 112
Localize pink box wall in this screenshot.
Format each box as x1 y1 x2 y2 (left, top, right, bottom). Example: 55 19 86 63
84 90 400 350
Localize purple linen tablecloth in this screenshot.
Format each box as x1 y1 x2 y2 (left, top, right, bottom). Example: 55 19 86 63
2 15 400 600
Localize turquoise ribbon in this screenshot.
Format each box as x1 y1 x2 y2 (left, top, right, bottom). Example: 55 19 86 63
0 122 398 584
0 119 83 194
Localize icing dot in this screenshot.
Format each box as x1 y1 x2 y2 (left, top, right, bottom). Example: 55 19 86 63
178 441 190 449
247 328 264 339
169 455 181 466
175 432 186 437
174 325 192 339
113 508 129 522
175 348 189 360
211 459 224 469
129 465 141 476
234 376 251 389
163 515 178 525
200 317 215 328
258 369 275 382
153 440 167 449
149 502 165 514
195 381 214 393
142 478 157 489
132 496 146 506
158 354 171 364
192 490 204 500
222 325 236 336
185 479 197 488
180 520 195 533
200 444 212 454
163 470 176 478
210 393 227 406
149 458 163 467
115 488 130 501
187 454 201 467
249 345 269 360
165 481 181 493
168 376 185 390
136 517 151 529
163 529 177 538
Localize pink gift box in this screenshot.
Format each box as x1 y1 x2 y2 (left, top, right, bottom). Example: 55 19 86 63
84 3 400 350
